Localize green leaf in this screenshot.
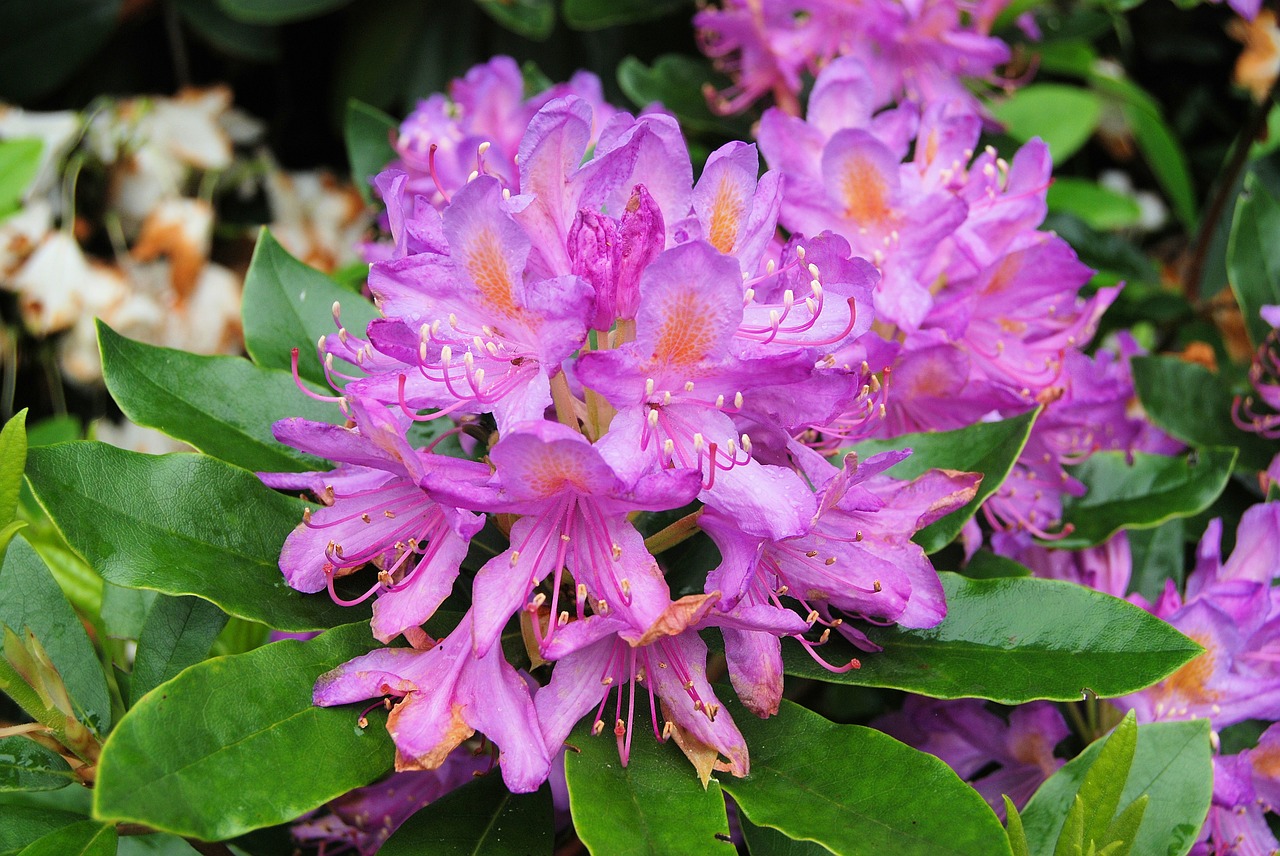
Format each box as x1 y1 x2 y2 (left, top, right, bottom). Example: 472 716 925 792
1102 795 1148 856
1022 719 1211 856
216 0 352 23
618 55 751 139
1046 179 1141 232
0 0 120 102
471 0 554 39
0 807 86 856
1058 449 1236 549
847 409 1038 553
1075 712 1137 847
93 623 392 840
345 100 396 204
1126 518 1184 603
129 596 228 706
721 698 1011 856
1227 174 1280 350
0 522 25 557
1055 796 1085 856
241 230 379 387
960 550 1032 579
0 538 110 734
1005 798 1031 856
1131 357 1275 472
1123 102 1196 231
565 722 734 856
382 774 553 856
990 85 1102 163
98 323 342 473
0 141 41 220
741 817 833 855
172 0 279 62
562 0 690 29
15 820 115 856
0 737 75 792
25 443 357 632
99 585 156 641
0 410 27 528
780 573 1202 703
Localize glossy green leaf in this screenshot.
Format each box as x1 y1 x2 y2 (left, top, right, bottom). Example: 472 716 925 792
241 229 379 386
129 596 228 706
563 0 690 29
345 99 396 204
25 442 357 632
721 699 1011 856
216 0 352 23
1058 448 1236 548
780 573 1202 703
991 85 1101 163
0 410 27 532
94 623 392 840
959 550 1032 579
0 141 41 220
741 818 832 855
15 820 114 856
1228 174 1280 350
847 409 1038 553
0 737 75 792
1124 102 1196 231
0 538 110 734
1046 179 1141 231
0 807 85 856
565 723 734 856
382 774 553 856
1131 356 1275 472
0 0 120 102
98 323 342 473
472 0 553 39
618 55 751 138
1021 718 1211 856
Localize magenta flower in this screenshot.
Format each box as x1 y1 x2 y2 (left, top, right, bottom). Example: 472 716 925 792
263 91 990 792
464 419 701 656
389 57 618 209
695 0 1013 116
313 610 550 793
701 450 979 713
262 397 488 643
534 601 751 775
1117 503 1280 728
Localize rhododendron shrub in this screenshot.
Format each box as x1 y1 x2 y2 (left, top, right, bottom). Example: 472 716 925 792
1 1 1270 854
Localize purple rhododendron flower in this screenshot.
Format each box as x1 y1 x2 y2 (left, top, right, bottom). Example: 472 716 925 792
695 0 1014 116
260 49 1137 793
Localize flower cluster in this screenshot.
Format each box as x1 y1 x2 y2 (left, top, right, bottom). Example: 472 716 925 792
695 0 1016 116
754 56 1152 556
264 89 987 792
